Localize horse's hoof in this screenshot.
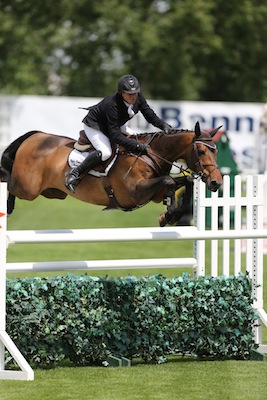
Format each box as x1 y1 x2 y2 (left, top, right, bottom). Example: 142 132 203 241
158 213 167 227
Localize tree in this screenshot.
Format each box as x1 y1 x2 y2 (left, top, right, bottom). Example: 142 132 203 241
0 0 267 101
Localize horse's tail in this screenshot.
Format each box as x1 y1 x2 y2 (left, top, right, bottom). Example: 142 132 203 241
0 131 38 182
0 131 38 215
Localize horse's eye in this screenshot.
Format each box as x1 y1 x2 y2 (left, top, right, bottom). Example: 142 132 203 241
198 150 205 156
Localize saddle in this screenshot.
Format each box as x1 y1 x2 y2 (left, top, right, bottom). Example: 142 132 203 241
69 130 119 177
74 130 93 151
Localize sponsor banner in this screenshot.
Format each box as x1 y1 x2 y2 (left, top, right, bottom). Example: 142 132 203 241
0 95 265 172
136 100 264 172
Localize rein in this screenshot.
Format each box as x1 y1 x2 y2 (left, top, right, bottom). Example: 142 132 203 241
148 137 220 181
124 131 220 182
123 133 162 179
148 150 192 176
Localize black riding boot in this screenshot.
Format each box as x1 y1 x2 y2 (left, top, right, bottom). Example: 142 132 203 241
65 150 102 193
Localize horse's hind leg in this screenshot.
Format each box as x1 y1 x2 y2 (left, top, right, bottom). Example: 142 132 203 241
7 193 16 215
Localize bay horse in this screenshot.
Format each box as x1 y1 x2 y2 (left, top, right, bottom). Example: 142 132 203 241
0 122 222 226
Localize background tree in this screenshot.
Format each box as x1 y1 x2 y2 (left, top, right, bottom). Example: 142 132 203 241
0 0 267 101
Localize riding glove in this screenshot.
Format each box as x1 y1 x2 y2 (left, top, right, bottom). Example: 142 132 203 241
135 142 148 154
162 122 172 134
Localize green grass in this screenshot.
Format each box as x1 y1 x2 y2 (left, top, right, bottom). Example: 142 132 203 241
1 195 267 399
0 359 267 400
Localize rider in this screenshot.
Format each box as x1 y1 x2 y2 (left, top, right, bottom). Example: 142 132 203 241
65 74 172 193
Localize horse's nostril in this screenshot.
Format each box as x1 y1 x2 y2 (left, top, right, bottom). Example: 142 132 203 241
209 180 221 191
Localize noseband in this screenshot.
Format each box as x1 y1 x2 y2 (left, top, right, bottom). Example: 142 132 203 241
192 139 220 180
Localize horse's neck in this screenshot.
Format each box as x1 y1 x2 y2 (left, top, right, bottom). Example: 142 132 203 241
152 131 194 163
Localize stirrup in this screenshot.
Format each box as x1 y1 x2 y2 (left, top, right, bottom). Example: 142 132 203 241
65 182 76 193
65 169 80 193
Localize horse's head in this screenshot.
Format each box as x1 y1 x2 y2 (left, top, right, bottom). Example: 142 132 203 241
141 122 222 192
188 122 223 191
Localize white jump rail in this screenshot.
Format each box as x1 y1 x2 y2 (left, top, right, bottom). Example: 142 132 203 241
7 226 267 244
1 175 267 380
6 226 200 272
6 258 198 272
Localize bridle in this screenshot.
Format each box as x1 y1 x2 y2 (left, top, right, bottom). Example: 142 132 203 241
192 138 220 181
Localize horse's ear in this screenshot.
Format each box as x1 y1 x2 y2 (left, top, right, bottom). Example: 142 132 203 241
194 121 201 137
209 125 223 138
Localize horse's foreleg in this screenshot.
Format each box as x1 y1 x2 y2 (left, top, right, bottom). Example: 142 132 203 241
158 191 176 227
158 179 194 227
128 175 176 204
128 175 177 227
158 187 181 227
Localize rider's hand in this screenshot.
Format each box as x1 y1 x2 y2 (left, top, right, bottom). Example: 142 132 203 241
162 122 172 134
135 142 148 155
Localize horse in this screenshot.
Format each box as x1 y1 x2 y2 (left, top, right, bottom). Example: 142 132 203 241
0 122 223 226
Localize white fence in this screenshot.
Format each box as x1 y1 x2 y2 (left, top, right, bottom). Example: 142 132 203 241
0 175 267 380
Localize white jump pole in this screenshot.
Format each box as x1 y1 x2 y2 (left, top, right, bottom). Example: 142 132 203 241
6 258 198 272
0 183 34 380
6 226 267 244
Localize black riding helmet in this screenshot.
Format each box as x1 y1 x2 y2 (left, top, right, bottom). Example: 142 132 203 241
118 75 140 94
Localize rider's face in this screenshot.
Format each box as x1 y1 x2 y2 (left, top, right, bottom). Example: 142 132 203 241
121 92 138 104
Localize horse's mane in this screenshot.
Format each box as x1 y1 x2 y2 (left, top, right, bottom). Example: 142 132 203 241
129 128 192 139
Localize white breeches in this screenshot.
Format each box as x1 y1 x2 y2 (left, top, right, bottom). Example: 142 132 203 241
84 124 112 161
83 123 135 161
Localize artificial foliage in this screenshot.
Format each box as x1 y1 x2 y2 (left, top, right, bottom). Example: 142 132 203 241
6 272 258 367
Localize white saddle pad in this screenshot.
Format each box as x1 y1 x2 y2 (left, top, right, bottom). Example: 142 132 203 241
67 148 119 177
68 149 88 168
